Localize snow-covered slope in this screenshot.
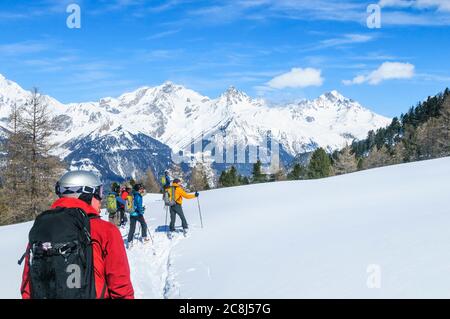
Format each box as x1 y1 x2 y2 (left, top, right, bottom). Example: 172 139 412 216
0 74 390 181
2 157 450 298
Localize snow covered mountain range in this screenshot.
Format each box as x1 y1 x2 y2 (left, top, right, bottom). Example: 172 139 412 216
0 73 390 181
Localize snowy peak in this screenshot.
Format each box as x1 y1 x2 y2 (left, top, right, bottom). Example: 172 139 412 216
159 81 181 94
0 74 28 96
317 90 353 105
219 86 252 105
320 90 347 102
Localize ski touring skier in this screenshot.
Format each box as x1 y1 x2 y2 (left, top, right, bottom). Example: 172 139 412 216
19 170 134 299
161 170 171 190
166 178 199 238
120 184 131 227
127 183 150 249
107 183 127 227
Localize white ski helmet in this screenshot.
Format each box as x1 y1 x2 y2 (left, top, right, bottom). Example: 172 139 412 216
55 170 103 199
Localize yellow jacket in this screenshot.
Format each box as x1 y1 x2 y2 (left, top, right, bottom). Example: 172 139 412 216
168 182 195 205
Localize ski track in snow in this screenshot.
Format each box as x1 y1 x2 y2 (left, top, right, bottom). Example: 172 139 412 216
115 196 187 299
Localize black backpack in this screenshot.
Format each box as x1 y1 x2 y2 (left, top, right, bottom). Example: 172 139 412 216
19 207 98 299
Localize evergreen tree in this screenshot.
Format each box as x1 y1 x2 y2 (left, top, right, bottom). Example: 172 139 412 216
252 160 266 183
307 148 332 179
437 96 450 156
218 166 241 187
288 163 306 180
228 166 240 186
239 176 250 185
218 170 228 188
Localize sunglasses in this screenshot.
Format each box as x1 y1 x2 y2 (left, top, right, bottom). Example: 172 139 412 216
81 185 104 200
56 184 104 200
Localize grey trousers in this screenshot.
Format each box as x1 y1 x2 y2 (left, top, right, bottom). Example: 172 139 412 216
170 204 188 231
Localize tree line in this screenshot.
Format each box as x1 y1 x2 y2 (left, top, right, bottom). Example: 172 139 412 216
0 89 64 225
217 87 450 187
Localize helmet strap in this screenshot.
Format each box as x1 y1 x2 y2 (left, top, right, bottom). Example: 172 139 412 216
79 193 94 205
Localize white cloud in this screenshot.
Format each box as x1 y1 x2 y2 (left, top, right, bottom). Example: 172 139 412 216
146 29 181 40
379 0 450 12
320 34 374 47
301 33 375 52
343 62 415 85
267 68 324 89
0 41 49 55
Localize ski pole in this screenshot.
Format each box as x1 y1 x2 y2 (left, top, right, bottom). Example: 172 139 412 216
165 206 169 231
197 197 204 229
147 226 154 244
137 222 141 240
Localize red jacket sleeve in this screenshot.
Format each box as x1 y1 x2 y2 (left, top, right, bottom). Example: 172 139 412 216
20 245 31 299
104 225 134 299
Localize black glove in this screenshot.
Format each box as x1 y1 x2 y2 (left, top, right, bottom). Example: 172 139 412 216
195 192 199 197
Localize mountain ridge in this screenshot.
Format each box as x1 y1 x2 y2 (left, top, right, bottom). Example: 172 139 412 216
0 73 391 182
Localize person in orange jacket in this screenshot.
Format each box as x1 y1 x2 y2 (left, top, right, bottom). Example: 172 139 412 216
169 178 198 234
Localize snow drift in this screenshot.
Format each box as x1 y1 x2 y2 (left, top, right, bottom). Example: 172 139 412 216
1 157 450 298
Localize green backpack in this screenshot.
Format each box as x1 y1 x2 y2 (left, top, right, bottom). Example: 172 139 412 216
106 193 117 213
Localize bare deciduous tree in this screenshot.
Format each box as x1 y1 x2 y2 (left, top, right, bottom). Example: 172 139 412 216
0 89 64 225
143 169 161 193
190 163 210 191
333 145 357 175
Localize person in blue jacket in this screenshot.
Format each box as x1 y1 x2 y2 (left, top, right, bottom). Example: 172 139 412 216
127 183 149 248
162 170 171 190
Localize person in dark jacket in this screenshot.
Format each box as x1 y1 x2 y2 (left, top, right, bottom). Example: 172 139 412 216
20 170 134 299
162 170 171 189
127 183 150 249
119 185 131 226
109 184 127 226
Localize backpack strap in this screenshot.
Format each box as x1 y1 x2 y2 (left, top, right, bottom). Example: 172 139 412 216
100 282 108 299
18 245 30 266
172 186 181 203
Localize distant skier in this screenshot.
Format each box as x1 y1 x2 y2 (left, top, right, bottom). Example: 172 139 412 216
168 178 199 235
127 183 150 249
107 183 127 226
19 170 134 299
120 185 131 226
161 170 171 190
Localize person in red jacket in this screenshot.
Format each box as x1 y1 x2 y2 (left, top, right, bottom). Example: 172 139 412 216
20 170 134 299
120 185 131 226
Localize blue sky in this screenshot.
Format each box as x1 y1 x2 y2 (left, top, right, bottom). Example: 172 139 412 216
0 0 449 117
